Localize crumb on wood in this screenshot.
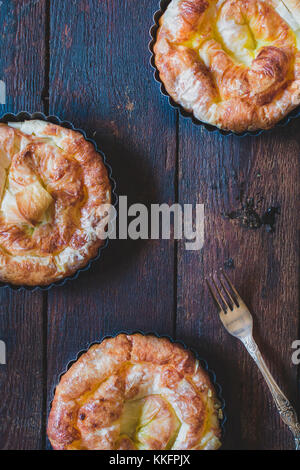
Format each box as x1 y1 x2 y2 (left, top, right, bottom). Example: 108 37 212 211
224 258 234 269
225 195 280 233
125 89 135 114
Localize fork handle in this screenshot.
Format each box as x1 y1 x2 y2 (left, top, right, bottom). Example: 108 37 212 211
242 335 300 450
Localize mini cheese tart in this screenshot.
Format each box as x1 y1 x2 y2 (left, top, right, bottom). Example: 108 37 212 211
0 120 111 286
154 0 300 132
47 334 222 450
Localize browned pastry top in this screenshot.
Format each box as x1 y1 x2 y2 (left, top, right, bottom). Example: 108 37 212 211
47 334 222 450
0 121 111 285
154 0 300 132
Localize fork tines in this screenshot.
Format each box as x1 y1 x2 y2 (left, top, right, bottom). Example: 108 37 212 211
206 271 240 313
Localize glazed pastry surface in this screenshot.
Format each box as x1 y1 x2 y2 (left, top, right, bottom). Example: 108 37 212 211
47 334 222 450
0 121 111 286
154 0 300 132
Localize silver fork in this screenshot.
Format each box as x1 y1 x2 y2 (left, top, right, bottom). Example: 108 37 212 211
207 271 300 450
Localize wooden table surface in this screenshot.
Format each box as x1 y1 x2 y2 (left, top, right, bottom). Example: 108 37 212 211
0 0 299 451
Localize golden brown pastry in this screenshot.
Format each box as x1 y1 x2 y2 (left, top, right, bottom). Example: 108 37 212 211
0 121 111 286
154 0 300 132
47 334 222 450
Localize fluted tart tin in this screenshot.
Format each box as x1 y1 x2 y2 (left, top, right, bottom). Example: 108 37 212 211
149 0 300 137
0 111 117 292
48 330 226 449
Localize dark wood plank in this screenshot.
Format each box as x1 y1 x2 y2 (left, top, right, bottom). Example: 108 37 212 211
0 0 47 114
0 0 46 450
177 121 300 450
46 0 177 448
0 291 45 450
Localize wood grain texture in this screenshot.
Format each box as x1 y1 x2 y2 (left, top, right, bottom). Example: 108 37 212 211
0 291 45 450
177 121 300 449
0 0 47 450
0 0 47 113
46 0 176 448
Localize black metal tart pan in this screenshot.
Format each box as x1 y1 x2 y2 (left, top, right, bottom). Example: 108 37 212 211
149 0 300 137
48 330 226 449
0 111 117 291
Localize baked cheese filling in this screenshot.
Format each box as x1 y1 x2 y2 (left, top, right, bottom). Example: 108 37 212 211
0 121 111 286
154 0 300 132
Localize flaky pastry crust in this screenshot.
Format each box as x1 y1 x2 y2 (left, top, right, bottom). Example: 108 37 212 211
0 121 111 286
47 334 222 450
154 0 300 132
